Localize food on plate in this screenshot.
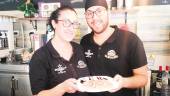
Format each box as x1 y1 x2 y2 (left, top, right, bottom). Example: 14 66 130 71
77 76 116 92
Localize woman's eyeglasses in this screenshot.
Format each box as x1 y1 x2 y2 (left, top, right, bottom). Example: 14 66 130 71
58 19 80 29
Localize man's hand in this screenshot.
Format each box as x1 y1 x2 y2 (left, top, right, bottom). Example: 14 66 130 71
108 74 124 93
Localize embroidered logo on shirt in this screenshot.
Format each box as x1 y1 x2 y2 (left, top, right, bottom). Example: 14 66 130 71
105 50 118 59
77 60 87 68
85 49 94 58
54 64 67 74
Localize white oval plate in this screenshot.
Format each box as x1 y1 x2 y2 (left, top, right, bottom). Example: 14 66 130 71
76 76 118 92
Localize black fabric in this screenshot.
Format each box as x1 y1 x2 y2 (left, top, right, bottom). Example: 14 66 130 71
85 0 108 10
29 40 89 96
80 26 147 96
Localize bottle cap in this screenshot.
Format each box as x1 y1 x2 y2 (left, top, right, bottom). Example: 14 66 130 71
159 66 162 71
166 66 169 71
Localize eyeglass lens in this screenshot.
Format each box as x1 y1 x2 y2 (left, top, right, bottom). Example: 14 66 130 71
85 8 105 18
61 20 80 29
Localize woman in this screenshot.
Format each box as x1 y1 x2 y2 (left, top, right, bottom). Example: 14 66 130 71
29 6 89 96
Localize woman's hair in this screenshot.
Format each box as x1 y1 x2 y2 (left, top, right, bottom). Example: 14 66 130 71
48 5 77 31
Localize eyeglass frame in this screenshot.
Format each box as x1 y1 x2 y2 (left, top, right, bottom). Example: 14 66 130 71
57 19 80 29
85 8 107 19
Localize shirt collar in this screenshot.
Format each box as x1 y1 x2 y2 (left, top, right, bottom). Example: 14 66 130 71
46 39 60 58
90 25 119 44
46 39 76 59
107 25 119 43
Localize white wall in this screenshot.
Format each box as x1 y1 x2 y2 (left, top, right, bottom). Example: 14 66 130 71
110 5 170 70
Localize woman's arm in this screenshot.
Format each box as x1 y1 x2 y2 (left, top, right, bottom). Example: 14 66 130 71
33 78 78 96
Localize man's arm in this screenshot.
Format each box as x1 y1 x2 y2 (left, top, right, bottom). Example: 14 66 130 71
109 65 148 93
122 65 148 88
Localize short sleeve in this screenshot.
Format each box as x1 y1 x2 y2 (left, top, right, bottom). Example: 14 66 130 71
29 51 48 95
129 35 147 69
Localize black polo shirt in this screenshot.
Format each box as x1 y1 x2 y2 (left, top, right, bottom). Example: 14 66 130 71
29 40 89 96
80 26 147 96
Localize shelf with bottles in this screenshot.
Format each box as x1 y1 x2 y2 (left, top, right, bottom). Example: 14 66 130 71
0 15 17 63
0 30 8 49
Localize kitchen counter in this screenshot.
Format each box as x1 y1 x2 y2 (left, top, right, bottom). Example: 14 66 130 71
0 62 32 96
0 62 29 73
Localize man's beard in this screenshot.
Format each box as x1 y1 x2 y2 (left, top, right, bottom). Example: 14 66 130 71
91 21 109 34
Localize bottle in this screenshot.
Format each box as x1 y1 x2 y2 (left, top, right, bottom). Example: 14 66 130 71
161 66 170 96
0 31 2 49
0 30 2 49
169 68 170 84
1 31 5 49
4 31 8 48
117 0 124 9
0 37 2 49
155 66 163 95
24 4 31 18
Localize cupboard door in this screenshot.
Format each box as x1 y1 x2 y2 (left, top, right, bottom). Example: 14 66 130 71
0 73 12 96
13 74 32 96
0 73 32 96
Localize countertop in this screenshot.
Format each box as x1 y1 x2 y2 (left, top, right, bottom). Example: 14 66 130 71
0 62 29 73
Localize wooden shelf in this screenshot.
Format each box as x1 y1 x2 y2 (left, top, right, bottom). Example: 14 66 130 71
19 17 49 31
19 17 48 21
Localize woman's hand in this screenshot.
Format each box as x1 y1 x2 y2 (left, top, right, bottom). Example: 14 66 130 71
59 78 78 93
35 78 78 96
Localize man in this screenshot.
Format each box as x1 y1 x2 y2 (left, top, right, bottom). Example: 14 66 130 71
80 0 148 96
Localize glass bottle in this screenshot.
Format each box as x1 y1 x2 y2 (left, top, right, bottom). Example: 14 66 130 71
161 66 170 96
24 4 31 18
155 66 163 95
